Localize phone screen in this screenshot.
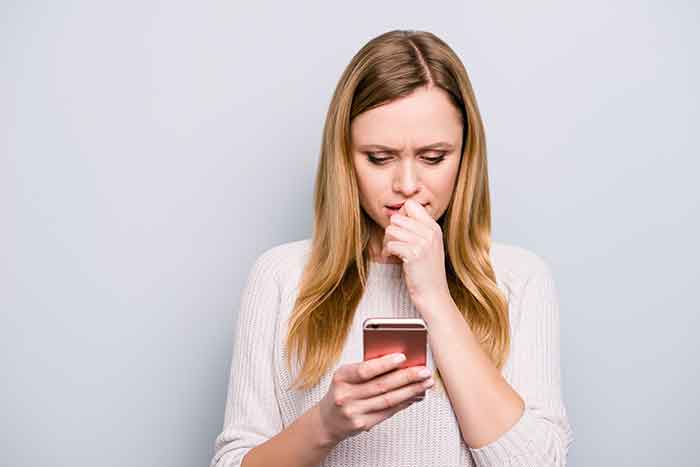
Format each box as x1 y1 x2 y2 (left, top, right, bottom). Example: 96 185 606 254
363 318 428 400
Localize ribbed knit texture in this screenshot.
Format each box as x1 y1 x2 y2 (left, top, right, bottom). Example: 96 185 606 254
210 238 574 467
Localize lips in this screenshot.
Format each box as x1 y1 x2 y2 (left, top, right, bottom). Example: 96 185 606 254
386 201 427 209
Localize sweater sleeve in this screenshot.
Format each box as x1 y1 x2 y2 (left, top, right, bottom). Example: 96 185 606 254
468 263 574 467
209 251 284 467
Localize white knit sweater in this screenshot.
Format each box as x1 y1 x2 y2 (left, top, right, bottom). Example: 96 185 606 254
210 238 574 467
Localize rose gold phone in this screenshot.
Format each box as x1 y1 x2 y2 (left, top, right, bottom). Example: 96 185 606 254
362 317 428 401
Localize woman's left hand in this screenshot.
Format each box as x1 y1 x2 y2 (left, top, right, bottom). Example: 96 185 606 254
381 199 451 311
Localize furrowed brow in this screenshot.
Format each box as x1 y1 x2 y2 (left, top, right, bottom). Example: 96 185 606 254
356 142 454 153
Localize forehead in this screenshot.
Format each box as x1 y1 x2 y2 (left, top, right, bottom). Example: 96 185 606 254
350 87 463 146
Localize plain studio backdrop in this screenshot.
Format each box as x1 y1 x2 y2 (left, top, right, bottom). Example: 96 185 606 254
2 1 699 466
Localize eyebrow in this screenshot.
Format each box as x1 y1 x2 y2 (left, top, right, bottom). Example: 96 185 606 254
356 142 455 153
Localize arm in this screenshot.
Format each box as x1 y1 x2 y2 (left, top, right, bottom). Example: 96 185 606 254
417 263 574 467
467 264 574 466
240 405 337 467
209 251 339 467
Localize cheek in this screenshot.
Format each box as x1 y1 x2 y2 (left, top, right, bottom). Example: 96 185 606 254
429 165 460 204
353 164 383 206
442 160 460 186
356 168 385 194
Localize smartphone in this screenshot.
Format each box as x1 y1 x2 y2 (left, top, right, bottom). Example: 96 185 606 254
362 317 428 401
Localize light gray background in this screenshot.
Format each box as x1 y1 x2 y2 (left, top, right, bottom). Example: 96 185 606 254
2 1 699 466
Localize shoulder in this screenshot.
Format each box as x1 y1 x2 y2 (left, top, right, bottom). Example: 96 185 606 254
255 237 311 266
257 237 312 275
250 237 312 299
490 241 553 278
489 240 556 302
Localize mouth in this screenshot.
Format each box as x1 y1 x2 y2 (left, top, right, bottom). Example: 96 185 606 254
385 201 428 213
386 201 427 209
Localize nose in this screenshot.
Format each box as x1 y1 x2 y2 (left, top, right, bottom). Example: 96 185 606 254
392 158 422 196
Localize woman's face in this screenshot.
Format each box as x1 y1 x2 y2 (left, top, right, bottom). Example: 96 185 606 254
350 86 464 260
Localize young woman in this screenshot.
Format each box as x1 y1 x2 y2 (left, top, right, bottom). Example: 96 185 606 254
210 29 574 467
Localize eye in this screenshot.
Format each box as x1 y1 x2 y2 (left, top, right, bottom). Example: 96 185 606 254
367 152 390 164
366 151 448 165
424 152 448 164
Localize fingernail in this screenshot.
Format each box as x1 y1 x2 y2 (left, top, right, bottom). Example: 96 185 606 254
391 353 406 363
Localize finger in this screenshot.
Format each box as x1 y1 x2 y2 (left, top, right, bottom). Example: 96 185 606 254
383 241 416 263
360 399 414 432
390 212 433 239
398 202 408 216
385 224 421 246
353 377 434 413
381 226 411 258
353 365 431 401
403 199 433 223
339 353 406 384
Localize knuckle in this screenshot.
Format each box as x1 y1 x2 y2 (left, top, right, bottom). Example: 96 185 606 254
351 418 365 431
374 378 388 394
380 392 393 410
340 405 354 419
333 393 347 407
356 366 370 381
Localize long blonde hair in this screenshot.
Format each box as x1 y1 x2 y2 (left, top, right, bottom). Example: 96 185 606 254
284 30 510 394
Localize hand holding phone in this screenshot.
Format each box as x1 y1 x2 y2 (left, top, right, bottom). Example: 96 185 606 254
315 351 434 446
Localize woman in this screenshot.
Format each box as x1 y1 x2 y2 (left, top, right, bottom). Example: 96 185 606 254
210 29 574 467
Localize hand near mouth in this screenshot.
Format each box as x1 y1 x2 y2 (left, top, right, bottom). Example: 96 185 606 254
381 199 450 310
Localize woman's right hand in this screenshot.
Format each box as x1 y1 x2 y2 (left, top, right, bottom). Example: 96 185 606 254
316 353 435 446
